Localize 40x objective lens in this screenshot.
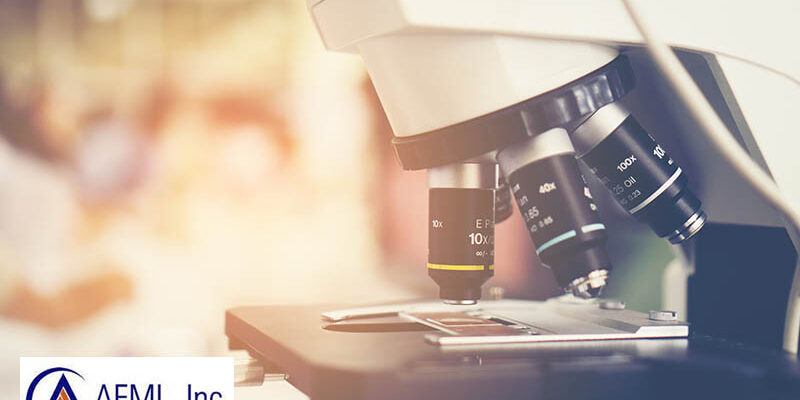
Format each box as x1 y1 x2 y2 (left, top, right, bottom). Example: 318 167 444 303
497 128 611 299
428 163 497 304
573 102 706 243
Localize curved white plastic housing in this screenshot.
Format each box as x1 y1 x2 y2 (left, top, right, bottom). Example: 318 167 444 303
309 0 797 80
358 35 616 136
308 0 798 138
308 0 800 228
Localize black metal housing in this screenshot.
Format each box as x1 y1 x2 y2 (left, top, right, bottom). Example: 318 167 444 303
392 56 635 170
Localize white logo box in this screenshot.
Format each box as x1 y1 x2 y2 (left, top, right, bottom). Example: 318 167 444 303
20 357 233 400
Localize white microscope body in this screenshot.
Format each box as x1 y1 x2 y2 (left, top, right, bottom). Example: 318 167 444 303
307 0 800 352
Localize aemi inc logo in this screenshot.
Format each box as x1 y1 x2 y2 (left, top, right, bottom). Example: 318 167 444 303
26 367 84 400
21 357 233 400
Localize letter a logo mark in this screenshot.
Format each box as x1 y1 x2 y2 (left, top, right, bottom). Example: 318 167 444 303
50 375 78 400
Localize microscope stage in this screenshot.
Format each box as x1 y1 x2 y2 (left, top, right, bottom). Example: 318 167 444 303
226 300 800 400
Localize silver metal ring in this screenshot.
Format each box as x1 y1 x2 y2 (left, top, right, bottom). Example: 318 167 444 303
443 299 478 306
667 209 707 244
628 168 683 214
497 128 574 177
572 102 630 158
648 310 678 321
428 163 499 189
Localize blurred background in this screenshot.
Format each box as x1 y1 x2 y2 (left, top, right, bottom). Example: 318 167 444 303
0 0 673 398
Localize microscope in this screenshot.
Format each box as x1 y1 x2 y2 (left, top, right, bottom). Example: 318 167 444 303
226 1 800 398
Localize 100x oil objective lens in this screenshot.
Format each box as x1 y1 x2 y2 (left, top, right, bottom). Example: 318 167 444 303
572 102 706 243
497 128 611 298
428 162 497 304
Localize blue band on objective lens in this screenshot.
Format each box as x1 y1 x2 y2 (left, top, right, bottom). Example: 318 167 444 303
536 230 576 255
536 224 607 255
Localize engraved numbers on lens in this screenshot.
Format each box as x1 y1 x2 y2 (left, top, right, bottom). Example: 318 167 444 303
469 232 493 246
496 128 613 298
539 182 557 194
470 219 494 246
524 206 539 222
537 216 554 229
527 215 554 234
573 103 707 243
616 155 637 172
653 145 666 159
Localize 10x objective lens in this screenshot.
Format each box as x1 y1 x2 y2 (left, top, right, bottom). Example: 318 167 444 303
428 163 498 304
573 102 706 243
497 128 611 298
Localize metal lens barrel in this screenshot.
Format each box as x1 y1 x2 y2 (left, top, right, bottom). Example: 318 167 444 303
428 163 498 304
573 102 706 244
498 128 611 298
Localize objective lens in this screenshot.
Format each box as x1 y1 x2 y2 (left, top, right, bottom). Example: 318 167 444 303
572 102 706 243
428 163 497 304
497 128 611 298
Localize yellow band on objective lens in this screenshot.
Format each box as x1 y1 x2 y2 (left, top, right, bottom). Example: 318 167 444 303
427 263 494 271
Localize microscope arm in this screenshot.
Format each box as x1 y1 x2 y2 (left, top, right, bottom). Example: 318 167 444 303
621 0 800 355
